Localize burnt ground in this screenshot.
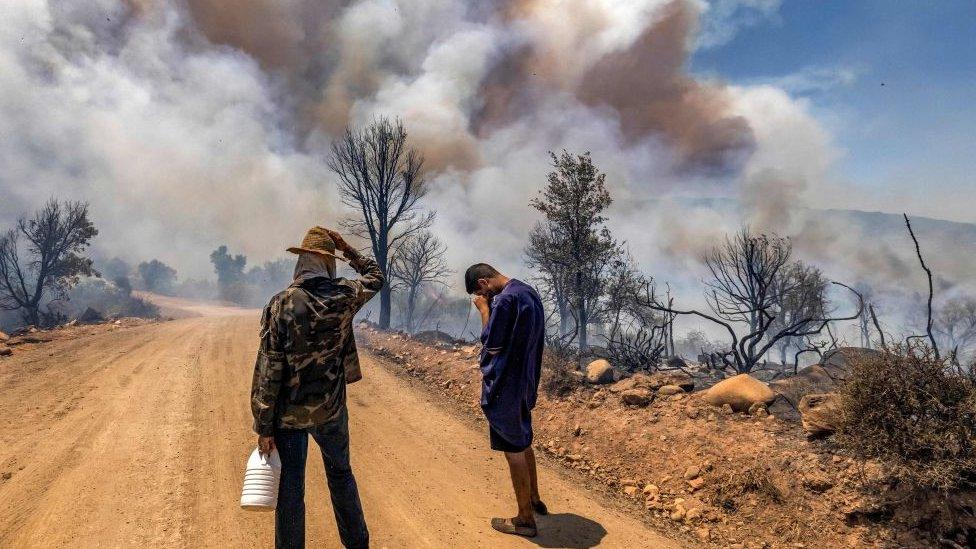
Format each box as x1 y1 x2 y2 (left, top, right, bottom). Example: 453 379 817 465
359 325 956 549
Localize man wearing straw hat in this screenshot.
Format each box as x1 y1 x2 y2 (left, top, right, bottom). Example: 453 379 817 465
250 227 383 549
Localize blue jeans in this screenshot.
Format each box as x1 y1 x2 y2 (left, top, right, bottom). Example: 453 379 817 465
274 407 369 549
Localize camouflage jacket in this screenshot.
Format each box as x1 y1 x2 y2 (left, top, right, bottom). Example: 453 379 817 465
250 250 384 436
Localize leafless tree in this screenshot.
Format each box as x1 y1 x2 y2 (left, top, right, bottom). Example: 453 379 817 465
904 213 940 359
853 282 877 348
704 229 792 337
602 277 677 373
869 304 888 349
642 228 863 374
787 335 835 376
768 261 828 366
389 230 451 333
602 253 645 343
527 150 619 351
0 199 98 327
931 297 976 365
329 116 432 329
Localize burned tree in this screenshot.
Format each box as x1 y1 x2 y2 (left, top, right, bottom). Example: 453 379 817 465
904 213 940 358
933 297 976 364
601 264 678 373
389 230 451 333
853 282 877 348
603 253 648 343
527 150 618 351
645 228 862 374
768 261 828 367
0 199 98 327
329 116 431 330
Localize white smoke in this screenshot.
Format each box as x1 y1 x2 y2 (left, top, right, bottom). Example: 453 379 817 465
0 2 342 278
0 0 968 326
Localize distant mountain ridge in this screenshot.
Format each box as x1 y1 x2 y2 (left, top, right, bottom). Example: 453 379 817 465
817 208 976 249
628 196 976 249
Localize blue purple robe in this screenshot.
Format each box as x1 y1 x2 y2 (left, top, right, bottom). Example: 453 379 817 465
479 279 545 448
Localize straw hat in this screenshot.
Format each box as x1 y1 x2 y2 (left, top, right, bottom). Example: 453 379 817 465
286 226 345 261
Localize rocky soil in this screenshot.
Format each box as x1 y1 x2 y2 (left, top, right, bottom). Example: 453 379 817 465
358 325 949 548
0 317 159 360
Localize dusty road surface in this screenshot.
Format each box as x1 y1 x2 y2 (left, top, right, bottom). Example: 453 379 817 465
0 304 682 548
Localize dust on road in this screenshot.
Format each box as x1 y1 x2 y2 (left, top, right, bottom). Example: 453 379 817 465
0 308 681 548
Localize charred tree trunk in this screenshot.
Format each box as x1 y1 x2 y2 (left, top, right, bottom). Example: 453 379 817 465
558 297 570 338
377 230 391 329
405 284 417 333
576 270 588 351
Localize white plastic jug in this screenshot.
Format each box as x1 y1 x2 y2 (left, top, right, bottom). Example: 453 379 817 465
240 447 282 511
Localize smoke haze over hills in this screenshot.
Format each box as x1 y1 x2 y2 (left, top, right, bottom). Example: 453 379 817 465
0 0 972 331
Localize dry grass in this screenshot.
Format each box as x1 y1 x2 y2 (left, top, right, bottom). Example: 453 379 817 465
711 462 785 512
540 339 580 397
838 344 976 491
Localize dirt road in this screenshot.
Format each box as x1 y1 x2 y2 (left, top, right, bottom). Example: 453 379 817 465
0 303 681 548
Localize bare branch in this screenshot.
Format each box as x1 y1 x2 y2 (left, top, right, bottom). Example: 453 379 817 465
328 117 427 329
388 230 452 333
904 213 939 359
869 304 887 349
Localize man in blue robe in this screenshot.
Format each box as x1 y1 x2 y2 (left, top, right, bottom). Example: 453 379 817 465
465 263 546 538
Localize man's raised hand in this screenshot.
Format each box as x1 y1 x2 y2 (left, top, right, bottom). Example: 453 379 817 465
325 228 354 256
472 294 490 312
257 435 275 456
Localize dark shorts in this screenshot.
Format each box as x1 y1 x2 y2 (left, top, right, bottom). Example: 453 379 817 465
489 425 531 453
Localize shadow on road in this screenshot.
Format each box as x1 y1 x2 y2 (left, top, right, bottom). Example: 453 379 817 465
530 512 608 548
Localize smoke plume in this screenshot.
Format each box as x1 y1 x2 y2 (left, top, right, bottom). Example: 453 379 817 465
0 0 971 333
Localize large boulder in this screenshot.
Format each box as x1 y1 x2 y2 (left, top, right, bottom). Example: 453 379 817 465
620 388 654 407
586 359 621 384
798 392 843 438
608 376 639 393
664 356 687 370
703 374 775 413
768 347 880 420
822 347 880 372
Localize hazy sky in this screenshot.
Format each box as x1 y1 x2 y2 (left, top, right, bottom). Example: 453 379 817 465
0 0 972 289
694 0 976 223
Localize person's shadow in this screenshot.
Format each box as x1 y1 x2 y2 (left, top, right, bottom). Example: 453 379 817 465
528 513 608 548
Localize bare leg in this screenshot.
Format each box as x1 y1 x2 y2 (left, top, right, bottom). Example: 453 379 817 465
525 447 541 504
503 450 536 527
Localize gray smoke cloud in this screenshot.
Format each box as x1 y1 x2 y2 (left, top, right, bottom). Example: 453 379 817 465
0 0 970 332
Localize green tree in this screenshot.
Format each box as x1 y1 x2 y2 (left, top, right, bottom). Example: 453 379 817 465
138 259 177 294
527 151 618 351
0 199 98 327
210 245 247 304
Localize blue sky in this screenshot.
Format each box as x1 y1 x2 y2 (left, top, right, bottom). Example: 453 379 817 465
692 0 976 222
